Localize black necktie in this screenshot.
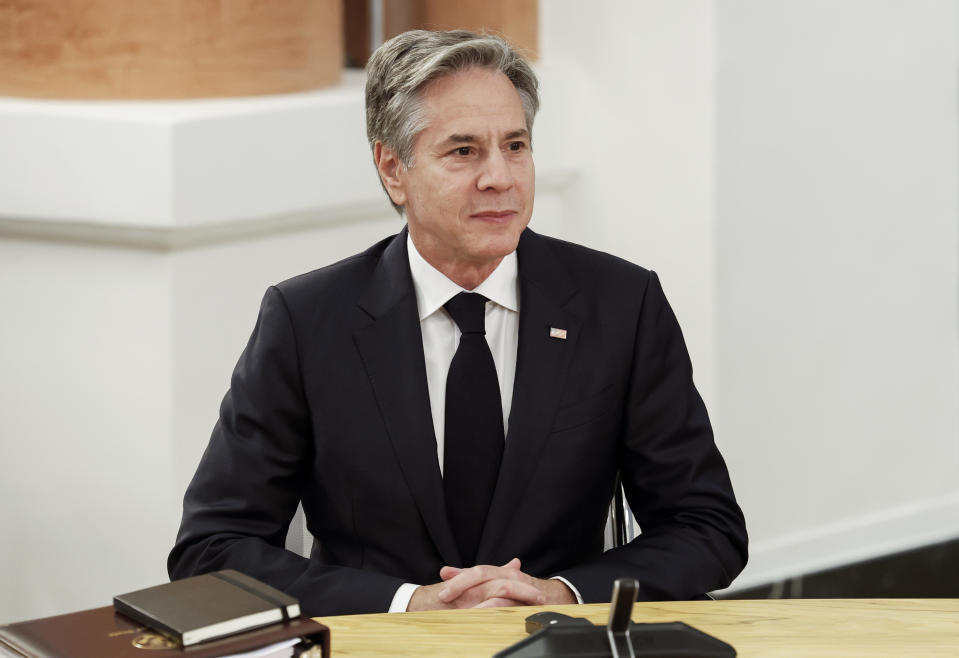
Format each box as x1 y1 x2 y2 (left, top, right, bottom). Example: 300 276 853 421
443 292 505 565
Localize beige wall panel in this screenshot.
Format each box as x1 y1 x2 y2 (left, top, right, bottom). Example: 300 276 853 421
344 0 371 68
383 0 423 45
0 0 342 99
384 0 538 59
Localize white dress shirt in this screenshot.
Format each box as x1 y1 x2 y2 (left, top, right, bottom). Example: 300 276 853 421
407 234 519 473
389 234 581 611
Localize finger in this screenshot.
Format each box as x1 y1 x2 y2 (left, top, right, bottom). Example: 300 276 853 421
443 573 546 607
439 565 462 581
473 578 546 606
441 558 519 583
474 597 525 609
439 565 522 602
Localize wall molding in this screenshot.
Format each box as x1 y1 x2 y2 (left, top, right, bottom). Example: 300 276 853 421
0 203 389 251
0 169 579 251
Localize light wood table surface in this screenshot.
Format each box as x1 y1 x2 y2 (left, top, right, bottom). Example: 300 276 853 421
314 599 959 657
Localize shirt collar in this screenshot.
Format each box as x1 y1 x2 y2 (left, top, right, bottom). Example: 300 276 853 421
407 233 519 321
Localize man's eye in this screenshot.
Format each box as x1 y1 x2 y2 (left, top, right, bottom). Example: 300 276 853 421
455 146 472 156
508 141 526 151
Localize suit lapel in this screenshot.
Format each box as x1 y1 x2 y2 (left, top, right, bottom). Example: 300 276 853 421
352 229 461 566
477 230 582 562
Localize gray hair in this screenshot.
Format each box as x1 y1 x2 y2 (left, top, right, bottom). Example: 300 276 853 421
365 30 540 212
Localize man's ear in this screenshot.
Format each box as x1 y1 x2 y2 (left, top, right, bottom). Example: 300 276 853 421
374 142 407 207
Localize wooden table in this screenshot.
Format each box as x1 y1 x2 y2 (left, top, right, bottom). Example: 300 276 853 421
314 599 959 657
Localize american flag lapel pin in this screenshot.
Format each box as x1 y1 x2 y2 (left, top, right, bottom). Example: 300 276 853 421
549 327 568 340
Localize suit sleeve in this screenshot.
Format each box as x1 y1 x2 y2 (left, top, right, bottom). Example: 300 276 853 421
555 272 748 601
167 286 405 615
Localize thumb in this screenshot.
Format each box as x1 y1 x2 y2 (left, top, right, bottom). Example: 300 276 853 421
439 565 462 581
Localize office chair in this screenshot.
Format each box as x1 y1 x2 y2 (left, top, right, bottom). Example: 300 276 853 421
285 502 314 558
604 474 637 550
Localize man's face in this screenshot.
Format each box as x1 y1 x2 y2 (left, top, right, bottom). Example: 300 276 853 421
382 67 535 279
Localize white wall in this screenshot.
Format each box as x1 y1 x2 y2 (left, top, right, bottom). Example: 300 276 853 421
715 0 959 588
0 240 177 616
0 0 957 622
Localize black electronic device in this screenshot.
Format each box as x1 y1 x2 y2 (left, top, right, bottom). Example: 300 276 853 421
493 578 736 658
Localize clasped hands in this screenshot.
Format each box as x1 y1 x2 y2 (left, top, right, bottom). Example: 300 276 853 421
407 557 576 611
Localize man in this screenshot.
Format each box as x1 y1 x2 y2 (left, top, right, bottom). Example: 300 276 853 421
169 30 747 615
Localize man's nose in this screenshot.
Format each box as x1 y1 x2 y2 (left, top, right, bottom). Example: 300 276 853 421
476 149 514 191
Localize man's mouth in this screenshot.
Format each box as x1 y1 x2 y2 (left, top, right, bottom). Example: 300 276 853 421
470 210 516 222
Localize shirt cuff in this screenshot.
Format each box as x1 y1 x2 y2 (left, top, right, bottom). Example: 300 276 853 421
550 576 584 604
388 582 421 613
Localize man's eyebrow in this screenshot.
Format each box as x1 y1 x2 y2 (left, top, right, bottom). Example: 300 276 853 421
440 129 530 146
443 134 477 145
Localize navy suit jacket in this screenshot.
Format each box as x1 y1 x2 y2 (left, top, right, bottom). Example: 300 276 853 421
168 228 747 615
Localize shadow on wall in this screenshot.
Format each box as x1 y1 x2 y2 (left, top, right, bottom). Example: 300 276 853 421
719 538 959 599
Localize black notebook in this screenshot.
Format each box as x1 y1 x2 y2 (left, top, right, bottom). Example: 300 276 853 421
113 570 301 647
